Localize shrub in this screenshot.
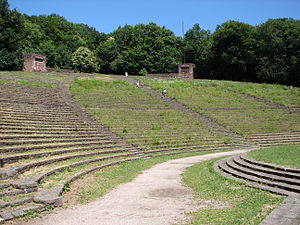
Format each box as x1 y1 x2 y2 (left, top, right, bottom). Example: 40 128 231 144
72 47 99 73
139 68 148 76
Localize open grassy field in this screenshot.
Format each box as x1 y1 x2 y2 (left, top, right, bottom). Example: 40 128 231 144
247 144 300 169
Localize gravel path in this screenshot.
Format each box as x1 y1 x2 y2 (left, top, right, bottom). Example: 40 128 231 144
25 150 251 225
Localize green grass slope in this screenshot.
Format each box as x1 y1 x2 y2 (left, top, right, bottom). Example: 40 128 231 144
247 144 300 169
0 72 298 224
182 158 284 225
138 77 300 135
70 76 236 156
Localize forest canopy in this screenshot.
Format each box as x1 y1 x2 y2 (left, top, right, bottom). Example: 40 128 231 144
0 0 299 86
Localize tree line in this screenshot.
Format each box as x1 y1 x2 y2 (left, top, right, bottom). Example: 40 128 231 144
1 0 299 86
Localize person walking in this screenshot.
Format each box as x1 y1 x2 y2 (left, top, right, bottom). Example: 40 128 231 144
161 89 167 98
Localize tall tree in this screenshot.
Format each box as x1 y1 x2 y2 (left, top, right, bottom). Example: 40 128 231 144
0 0 24 70
255 18 300 86
110 23 181 74
209 21 256 81
183 24 212 77
23 14 106 69
96 37 119 74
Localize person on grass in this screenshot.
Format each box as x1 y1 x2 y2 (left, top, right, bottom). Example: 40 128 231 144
161 89 167 98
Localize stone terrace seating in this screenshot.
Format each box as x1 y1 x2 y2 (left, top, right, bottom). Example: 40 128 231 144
215 154 300 195
0 81 141 222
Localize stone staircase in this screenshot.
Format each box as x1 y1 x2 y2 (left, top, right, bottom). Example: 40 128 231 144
0 78 141 222
244 132 300 147
3 73 296 222
215 154 300 196
215 153 300 224
114 77 255 156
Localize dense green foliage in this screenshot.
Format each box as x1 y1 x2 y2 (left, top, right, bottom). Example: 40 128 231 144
1 0 299 85
109 23 181 74
255 19 300 85
183 24 212 76
209 21 257 81
71 46 99 73
185 20 300 86
22 14 106 69
0 0 24 70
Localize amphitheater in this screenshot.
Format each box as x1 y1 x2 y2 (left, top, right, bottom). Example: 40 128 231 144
0 72 299 224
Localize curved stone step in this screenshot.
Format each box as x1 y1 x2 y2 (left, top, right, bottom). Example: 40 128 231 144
245 135 300 141
146 146 239 157
227 157 300 187
133 142 235 151
118 132 213 139
1 146 134 167
126 138 225 147
218 157 300 194
258 141 300 147
240 154 300 174
215 158 294 196
143 145 238 155
2 145 133 164
0 121 91 127
0 108 74 116
2 152 135 193
0 109 76 116
0 133 112 140
140 142 250 151
0 197 32 209
0 149 134 179
0 186 37 197
0 125 98 132
0 130 102 135
0 118 83 125
245 132 300 138
0 136 121 146
33 157 142 207
256 139 300 144
0 203 45 222
233 155 300 180
0 140 120 153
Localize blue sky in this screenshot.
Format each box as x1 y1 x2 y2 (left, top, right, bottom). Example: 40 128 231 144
9 0 300 36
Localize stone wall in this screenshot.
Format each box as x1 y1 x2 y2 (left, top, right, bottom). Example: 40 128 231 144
23 54 46 72
146 63 195 79
178 63 195 79
146 73 179 78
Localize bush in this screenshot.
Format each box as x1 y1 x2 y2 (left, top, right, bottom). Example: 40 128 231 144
0 49 22 71
71 47 99 73
139 68 148 76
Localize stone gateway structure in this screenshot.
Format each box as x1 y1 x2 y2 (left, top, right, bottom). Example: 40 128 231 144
23 54 46 72
178 63 195 79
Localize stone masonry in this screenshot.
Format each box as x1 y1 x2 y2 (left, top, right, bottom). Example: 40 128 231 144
23 54 46 72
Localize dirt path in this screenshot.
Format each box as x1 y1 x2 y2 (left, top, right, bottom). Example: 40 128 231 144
19 149 251 225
